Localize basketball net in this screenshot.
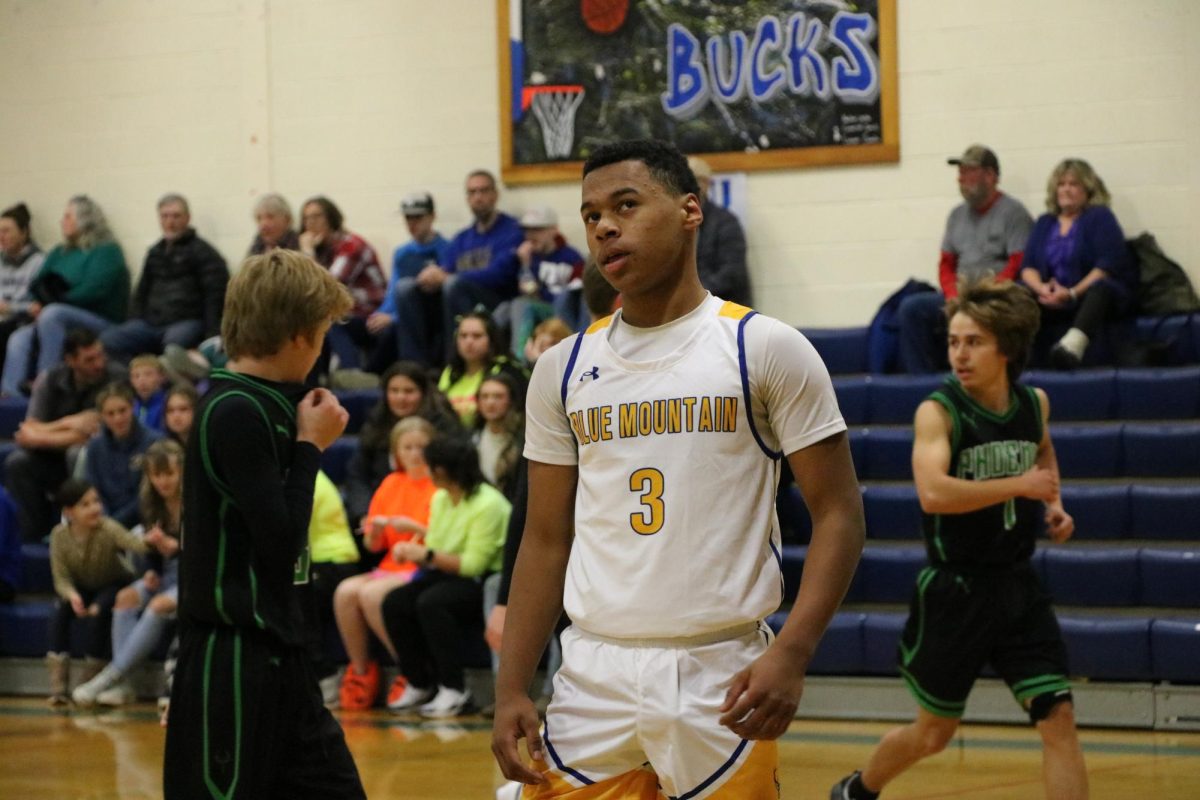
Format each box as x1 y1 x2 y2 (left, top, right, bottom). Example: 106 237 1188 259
525 85 585 160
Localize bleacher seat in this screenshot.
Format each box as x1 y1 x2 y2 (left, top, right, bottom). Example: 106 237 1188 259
865 375 942 425
0 441 16 486
861 612 905 676
1059 484 1129 540
1133 314 1200 366
778 544 806 602
1139 549 1200 608
1059 616 1153 681
800 327 868 375
1123 423 1200 478
861 485 922 540
854 428 913 481
0 396 27 439
1025 369 1116 422
1051 425 1122 479
334 389 380 435
1115 367 1200 420
17 543 51 594
320 437 357 486
770 611 866 675
1150 619 1200 683
0 600 61 657
1130 485 1200 540
849 547 925 604
1041 547 1140 607
832 377 869 425
776 486 811 544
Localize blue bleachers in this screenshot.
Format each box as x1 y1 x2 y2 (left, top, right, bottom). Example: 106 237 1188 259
864 375 942 425
861 485 922 540
1130 485 1200 540
0 396 26 439
1052 426 1123 479
1041 547 1141 607
1059 485 1129 540
831 377 869 426
320 436 357 486
1115 367 1200 420
848 547 925 604
800 327 868 375
1059 616 1153 681
1123 423 1200 478
1025 370 1116 421
1150 619 1200 684
335 389 379 435
1139 549 1200 608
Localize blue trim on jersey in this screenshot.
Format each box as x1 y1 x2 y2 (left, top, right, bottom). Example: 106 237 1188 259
543 717 595 786
769 540 785 598
671 738 750 800
560 332 587 408
737 312 783 460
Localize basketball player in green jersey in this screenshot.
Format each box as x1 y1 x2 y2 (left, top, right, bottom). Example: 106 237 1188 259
833 278 1088 800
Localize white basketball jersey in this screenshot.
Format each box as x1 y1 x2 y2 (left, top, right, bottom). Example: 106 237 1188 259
524 294 845 639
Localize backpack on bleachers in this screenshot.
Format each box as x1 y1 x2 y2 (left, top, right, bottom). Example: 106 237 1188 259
866 278 937 373
1129 232 1200 316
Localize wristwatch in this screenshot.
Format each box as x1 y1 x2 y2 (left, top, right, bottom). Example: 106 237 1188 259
424 548 436 565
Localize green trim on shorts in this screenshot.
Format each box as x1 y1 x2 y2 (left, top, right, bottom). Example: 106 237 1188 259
899 665 965 719
1011 673 1071 703
203 631 244 800
899 567 938 666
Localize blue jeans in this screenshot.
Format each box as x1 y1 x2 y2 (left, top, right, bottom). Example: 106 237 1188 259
100 317 205 362
2 303 113 395
897 292 949 374
392 275 510 365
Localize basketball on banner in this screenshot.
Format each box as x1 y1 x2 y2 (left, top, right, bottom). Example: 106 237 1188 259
581 0 629 35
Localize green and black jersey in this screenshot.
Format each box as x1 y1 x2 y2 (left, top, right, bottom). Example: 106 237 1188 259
922 377 1044 569
178 368 319 647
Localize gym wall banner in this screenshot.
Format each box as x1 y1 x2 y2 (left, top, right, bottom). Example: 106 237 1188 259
498 0 898 185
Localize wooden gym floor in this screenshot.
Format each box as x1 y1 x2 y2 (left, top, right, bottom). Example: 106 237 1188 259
2 697 1199 798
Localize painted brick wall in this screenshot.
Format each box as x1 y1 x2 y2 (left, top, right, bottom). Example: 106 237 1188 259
0 0 1196 327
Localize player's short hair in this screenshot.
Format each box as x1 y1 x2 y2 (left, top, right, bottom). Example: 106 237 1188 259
582 139 700 197
221 249 353 360
945 278 1040 381
95 381 135 410
389 416 435 455
129 354 164 374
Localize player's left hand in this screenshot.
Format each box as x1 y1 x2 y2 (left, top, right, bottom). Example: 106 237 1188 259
1045 505 1075 542
718 644 805 740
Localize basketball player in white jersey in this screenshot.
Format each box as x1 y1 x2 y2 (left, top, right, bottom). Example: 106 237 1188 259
492 139 865 799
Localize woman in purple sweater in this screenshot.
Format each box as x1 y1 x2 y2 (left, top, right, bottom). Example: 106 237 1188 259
1020 158 1137 369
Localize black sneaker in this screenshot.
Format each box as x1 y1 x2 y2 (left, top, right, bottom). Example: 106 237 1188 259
830 773 855 800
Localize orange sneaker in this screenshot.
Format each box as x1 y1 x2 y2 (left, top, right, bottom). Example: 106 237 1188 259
339 661 380 710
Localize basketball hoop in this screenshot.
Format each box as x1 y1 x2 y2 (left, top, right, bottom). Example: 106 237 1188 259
522 85 585 160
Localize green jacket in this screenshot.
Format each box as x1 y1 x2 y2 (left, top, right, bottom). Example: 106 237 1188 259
38 241 129 322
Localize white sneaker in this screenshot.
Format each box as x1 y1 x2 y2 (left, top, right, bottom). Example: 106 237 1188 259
418 686 472 719
318 669 342 707
386 683 435 712
96 680 137 706
71 665 119 706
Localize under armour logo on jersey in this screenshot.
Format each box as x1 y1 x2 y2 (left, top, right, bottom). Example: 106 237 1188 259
579 366 600 381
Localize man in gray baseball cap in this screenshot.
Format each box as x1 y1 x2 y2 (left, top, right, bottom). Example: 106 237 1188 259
896 144 1033 373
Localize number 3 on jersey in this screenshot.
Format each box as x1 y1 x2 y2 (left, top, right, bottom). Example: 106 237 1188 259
629 468 665 535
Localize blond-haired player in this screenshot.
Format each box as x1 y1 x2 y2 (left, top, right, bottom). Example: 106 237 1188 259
163 250 365 799
492 140 865 799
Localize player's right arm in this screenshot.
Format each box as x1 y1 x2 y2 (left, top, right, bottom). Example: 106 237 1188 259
912 399 1056 514
492 340 578 785
492 460 574 785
